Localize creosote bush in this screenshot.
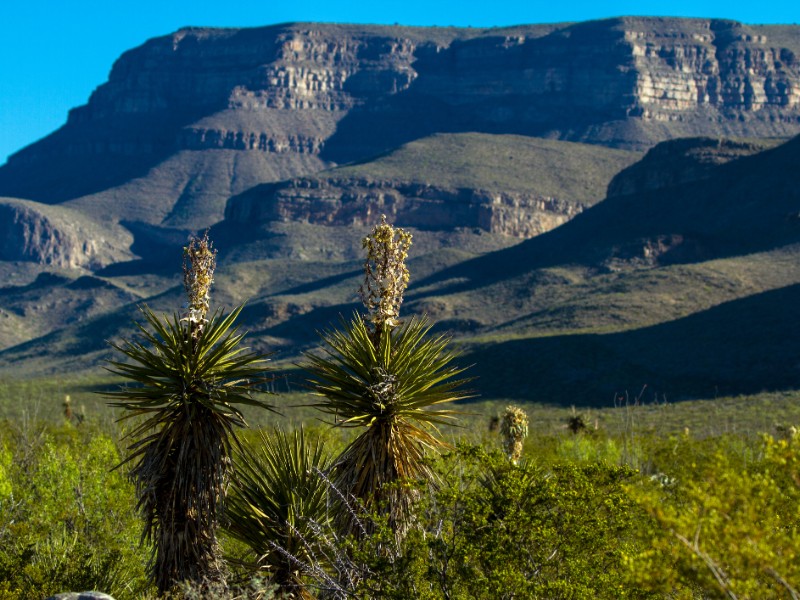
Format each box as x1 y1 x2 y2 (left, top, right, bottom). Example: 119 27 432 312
0 420 150 599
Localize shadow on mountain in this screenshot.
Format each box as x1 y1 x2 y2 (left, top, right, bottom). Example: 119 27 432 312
320 21 632 164
275 269 362 297
0 273 72 296
95 259 178 278
413 134 800 297
0 114 201 203
466 283 800 406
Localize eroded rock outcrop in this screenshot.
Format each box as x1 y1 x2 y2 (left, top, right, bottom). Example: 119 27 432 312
0 198 131 268
226 178 584 238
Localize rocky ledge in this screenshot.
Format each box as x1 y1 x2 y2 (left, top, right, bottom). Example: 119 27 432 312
225 177 586 238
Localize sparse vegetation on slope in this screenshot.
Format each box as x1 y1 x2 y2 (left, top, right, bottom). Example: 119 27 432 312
326 133 641 203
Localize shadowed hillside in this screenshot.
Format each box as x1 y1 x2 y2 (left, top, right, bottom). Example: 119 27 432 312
464 283 800 404
416 134 800 294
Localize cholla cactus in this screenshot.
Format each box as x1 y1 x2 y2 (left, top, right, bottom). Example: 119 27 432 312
359 215 412 334
500 405 529 464
183 231 217 338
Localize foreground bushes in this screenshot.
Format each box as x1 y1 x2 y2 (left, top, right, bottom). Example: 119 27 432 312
0 420 150 599
222 428 800 599
0 417 798 598
628 431 800 599
346 446 644 599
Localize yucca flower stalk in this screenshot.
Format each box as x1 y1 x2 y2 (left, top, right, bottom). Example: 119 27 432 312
225 428 332 598
306 217 473 535
500 405 529 465
359 215 412 338
106 232 273 594
182 232 216 340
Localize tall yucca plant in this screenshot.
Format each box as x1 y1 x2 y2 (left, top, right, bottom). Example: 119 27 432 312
225 428 332 597
306 216 473 534
106 233 273 594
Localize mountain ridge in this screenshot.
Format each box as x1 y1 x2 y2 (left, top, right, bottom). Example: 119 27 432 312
2 17 800 232
1 18 800 405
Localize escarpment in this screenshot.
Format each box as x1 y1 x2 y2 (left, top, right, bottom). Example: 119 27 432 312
0 199 132 269
1 18 799 231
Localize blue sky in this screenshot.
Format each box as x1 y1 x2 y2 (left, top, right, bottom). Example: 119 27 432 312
2 0 799 165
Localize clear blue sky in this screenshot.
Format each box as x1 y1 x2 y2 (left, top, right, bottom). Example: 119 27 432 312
2 0 799 165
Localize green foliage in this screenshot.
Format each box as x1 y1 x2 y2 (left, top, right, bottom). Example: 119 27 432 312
337 445 647 599
106 304 273 593
0 421 150 599
0 442 11 499
627 432 800 598
306 314 472 531
225 428 332 596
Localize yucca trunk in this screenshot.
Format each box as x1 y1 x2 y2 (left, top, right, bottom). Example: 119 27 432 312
135 407 229 592
335 418 429 532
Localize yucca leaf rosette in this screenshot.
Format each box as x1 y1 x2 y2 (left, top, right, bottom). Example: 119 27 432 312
225 428 332 598
106 232 273 594
306 217 473 534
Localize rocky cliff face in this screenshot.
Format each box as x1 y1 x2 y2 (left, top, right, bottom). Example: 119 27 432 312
226 178 584 238
0 199 131 269
1 18 799 228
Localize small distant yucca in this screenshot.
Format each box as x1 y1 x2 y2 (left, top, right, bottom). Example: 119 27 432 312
500 405 529 464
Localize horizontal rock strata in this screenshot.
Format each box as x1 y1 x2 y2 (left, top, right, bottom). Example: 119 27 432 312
226 178 584 238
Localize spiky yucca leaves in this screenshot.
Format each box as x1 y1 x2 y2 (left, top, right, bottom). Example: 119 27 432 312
306 314 472 534
107 304 273 591
225 428 332 597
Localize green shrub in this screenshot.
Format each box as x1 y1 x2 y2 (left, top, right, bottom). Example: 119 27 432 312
0 421 150 599
627 432 800 598
315 445 649 599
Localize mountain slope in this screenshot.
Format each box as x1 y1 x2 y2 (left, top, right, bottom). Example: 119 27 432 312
464 282 800 404
225 133 641 238
418 134 800 291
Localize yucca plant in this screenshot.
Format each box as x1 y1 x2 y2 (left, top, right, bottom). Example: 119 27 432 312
500 405 529 465
225 428 333 598
305 216 473 534
106 233 273 594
